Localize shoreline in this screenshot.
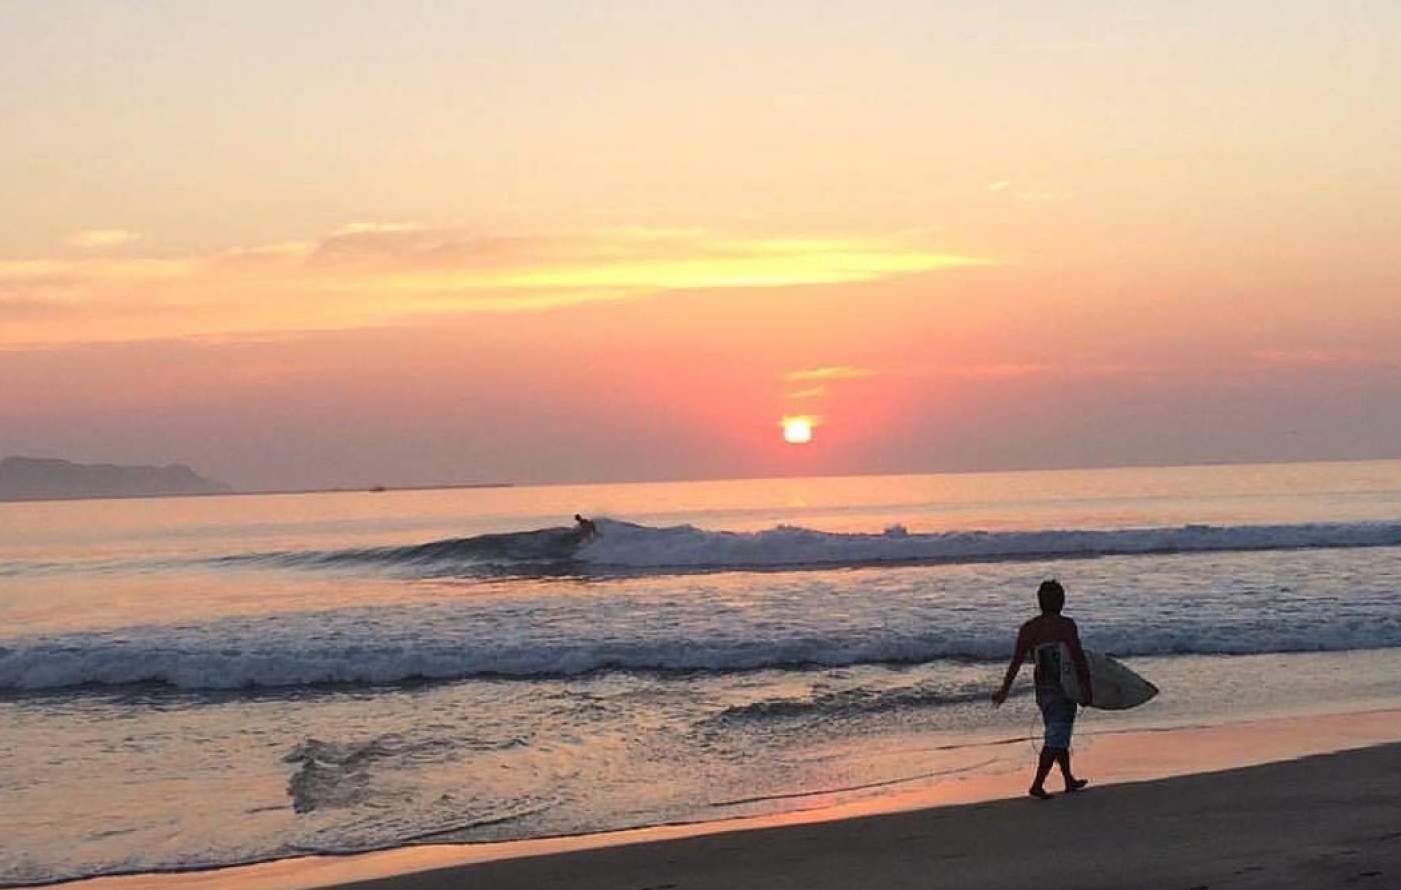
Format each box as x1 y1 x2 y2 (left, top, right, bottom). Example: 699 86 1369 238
59 704 1401 890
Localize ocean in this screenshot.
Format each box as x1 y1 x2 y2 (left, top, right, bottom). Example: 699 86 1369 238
3 459 1401 885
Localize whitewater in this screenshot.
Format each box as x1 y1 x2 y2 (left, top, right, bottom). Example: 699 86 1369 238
213 516 1401 575
5 529 1401 692
3 460 1401 886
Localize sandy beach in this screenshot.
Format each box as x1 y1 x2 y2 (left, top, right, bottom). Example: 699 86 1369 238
69 706 1401 890
341 744 1401 890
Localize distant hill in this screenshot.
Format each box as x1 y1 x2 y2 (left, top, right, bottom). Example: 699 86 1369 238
0 456 233 502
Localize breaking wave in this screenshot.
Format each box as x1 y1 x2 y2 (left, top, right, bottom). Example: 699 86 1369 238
5 618 1401 692
220 525 586 573
226 518 1401 577
578 518 1401 568
4 517 1399 693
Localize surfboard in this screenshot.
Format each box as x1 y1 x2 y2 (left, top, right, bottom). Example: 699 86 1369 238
1052 644 1158 710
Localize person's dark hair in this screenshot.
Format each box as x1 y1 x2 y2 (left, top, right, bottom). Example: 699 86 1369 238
1037 579 1065 614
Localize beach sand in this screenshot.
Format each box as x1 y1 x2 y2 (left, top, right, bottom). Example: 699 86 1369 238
73 708 1401 890
343 745 1401 890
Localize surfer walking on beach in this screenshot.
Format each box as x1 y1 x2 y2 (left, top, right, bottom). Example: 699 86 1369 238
992 579 1093 799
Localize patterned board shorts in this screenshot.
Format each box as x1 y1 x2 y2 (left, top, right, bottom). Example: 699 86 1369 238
1036 686 1078 749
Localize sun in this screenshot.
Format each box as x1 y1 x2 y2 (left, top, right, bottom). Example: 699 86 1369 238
781 416 814 445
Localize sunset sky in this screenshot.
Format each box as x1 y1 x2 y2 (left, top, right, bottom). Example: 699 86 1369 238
3 1 1398 489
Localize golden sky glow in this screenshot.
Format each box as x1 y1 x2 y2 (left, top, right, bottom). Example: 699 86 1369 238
1 227 984 345
1 2 1398 488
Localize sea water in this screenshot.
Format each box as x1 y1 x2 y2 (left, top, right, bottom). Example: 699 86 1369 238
3 460 1401 884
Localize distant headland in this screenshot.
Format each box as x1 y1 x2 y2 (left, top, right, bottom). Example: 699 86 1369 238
0 456 232 502
0 455 514 502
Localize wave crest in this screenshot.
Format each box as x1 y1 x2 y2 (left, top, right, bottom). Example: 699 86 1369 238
578 519 1401 569
226 518 1401 577
6 622 1401 693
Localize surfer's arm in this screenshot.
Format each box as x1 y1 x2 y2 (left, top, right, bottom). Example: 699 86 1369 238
992 628 1028 706
1068 623 1093 705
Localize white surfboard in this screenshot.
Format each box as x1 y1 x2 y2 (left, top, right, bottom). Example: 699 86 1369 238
1054 645 1158 710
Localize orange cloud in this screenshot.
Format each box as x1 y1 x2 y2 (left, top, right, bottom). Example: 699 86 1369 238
1 227 988 346
66 228 142 249
783 365 877 382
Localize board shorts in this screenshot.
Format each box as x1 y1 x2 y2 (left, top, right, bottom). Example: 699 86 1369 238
1036 685 1077 750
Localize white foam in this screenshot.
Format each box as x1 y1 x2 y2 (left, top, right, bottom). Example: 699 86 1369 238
578 519 1401 569
5 616 1401 691
5 520 1400 692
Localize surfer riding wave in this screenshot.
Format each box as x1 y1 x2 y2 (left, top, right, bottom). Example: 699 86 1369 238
573 514 598 543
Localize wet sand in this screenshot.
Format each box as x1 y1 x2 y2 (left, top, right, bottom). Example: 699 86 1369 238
72 708 1401 890
352 743 1401 889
